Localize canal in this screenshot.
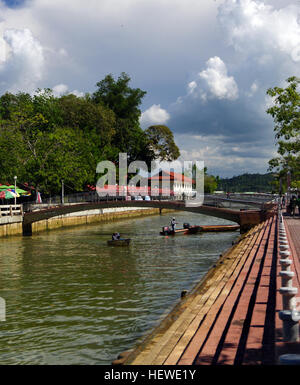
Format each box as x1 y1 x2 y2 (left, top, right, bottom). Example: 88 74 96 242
0 211 239 364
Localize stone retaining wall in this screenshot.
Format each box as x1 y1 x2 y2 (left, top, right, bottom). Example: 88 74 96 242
0 207 165 238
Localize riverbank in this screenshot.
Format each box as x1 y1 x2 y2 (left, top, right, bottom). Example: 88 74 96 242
0 207 168 238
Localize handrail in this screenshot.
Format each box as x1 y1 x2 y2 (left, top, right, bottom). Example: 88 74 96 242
0 205 23 217
21 191 278 213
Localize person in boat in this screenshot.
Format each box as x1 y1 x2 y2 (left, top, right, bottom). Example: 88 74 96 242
112 232 121 240
170 217 177 232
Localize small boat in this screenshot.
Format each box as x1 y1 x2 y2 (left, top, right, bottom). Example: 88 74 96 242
160 223 200 236
107 238 131 246
160 223 240 235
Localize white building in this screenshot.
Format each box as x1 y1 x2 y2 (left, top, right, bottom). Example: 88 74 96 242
149 171 194 198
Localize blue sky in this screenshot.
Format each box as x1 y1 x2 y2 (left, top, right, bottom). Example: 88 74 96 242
0 0 299 177
2 0 24 8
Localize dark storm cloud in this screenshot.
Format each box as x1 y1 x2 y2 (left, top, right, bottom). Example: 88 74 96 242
0 0 299 176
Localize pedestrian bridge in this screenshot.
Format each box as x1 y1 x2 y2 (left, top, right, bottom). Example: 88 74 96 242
22 199 277 235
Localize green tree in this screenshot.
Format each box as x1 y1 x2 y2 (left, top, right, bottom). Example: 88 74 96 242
92 72 149 163
144 125 180 161
0 74 181 196
266 76 300 188
93 72 146 121
204 175 217 193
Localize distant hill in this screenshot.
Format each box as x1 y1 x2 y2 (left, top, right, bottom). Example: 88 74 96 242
217 173 275 193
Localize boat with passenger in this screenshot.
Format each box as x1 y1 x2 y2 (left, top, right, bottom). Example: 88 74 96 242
159 223 199 236
159 223 240 235
107 238 131 246
107 232 131 246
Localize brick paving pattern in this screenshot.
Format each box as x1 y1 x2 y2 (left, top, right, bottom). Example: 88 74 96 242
122 214 300 366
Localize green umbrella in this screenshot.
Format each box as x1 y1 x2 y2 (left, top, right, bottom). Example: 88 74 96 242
14 188 27 194
0 185 29 195
0 190 17 199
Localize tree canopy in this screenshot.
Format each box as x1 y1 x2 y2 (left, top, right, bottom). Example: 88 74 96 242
266 76 300 191
144 125 180 162
0 73 180 195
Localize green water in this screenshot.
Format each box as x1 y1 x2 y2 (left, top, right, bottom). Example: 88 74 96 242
0 211 239 365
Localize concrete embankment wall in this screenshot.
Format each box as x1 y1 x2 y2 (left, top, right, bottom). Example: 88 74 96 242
0 207 165 238
0 221 23 237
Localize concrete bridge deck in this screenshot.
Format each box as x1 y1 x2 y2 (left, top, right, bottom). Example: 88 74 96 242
117 211 300 366
22 199 276 235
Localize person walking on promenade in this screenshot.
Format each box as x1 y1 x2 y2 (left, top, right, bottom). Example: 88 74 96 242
297 194 300 216
289 195 297 216
281 195 286 209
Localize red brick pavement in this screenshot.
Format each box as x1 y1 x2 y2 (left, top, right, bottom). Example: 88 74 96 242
179 216 279 365
125 214 300 366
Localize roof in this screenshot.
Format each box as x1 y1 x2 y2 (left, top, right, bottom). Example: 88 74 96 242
149 171 194 184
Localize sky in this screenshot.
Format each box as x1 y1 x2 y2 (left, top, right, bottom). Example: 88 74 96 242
0 0 299 177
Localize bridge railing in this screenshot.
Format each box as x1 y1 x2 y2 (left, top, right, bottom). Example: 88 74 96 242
22 192 180 212
203 194 276 209
0 205 23 217
22 191 277 213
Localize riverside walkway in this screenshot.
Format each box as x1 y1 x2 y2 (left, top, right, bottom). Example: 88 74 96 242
119 209 300 366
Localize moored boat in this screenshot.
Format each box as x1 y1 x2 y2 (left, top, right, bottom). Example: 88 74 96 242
198 224 240 232
159 224 200 236
159 223 240 235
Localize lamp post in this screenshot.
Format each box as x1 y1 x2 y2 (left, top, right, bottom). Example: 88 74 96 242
61 179 64 205
14 175 17 206
287 170 291 203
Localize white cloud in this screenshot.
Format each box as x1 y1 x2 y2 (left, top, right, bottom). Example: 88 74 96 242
1 28 44 93
0 0 220 95
52 83 84 97
0 0 298 177
171 56 239 109
176 133 276 177
199 56 239 101
187 81 197 93
52 83 68 96
218 0 300 63
246 81 259 97
140 104 170 128
71 89 84 97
